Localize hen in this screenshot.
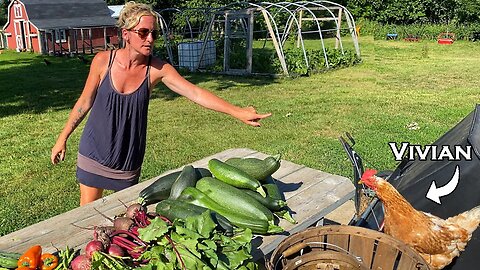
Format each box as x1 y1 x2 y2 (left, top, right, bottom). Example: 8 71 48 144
360 169 480 269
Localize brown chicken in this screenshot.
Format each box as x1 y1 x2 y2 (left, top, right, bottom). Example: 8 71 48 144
360 169 480 269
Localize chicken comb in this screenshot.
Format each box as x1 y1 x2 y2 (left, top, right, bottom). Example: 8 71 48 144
361 169 378 180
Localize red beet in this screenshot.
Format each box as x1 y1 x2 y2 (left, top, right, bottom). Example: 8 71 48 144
113 217 134 231
70 254 91 270
125 203 146 219
85 240 104 258
107 243 126 257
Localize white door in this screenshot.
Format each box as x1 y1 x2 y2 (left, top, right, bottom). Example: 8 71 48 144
14 20 26 51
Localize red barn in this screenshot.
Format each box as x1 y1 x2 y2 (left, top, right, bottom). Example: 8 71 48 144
2 0 120 54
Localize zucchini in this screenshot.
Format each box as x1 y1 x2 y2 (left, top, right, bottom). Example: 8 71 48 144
156 199 233 235
225 154 281 182
262 175 284 201
242 189 287 211
274 209 297 224
196 177 274 221
208 158 266 197
169 165 197 200
156 198 208 220
263 176 297 224
0 251 20 269
179 187 283 234
139 170 181 206
195 167 212 179
139 167 211 205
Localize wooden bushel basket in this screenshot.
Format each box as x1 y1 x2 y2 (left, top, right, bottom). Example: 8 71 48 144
267 225 430 270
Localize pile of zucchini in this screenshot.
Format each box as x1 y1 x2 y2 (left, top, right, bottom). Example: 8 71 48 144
138 154 295 235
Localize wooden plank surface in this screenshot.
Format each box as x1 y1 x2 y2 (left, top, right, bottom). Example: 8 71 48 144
0 148 354 261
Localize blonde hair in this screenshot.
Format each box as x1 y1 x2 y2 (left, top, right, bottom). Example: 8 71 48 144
117 1 159 30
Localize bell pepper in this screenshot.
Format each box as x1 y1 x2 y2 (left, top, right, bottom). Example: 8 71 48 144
40 253 59 270
17 245 42 269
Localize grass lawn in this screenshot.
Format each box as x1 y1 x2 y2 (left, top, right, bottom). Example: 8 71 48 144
1 36 479 236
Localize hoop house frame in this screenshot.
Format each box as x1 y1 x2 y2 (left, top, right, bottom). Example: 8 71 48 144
155 1 360 76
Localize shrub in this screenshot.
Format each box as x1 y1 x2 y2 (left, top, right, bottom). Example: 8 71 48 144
263 47 361 76
362 20 480 41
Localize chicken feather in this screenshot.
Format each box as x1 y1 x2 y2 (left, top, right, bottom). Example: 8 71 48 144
360 169 480 269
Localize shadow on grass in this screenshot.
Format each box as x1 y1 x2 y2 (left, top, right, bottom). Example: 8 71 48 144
0 54 90 118
0 53 278 118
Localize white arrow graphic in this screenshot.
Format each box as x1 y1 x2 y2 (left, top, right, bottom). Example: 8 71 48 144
426 165 460 204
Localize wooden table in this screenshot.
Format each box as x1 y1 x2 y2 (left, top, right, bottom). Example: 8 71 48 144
0 148 354 261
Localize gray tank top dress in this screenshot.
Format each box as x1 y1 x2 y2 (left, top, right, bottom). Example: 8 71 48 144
76 50 151 191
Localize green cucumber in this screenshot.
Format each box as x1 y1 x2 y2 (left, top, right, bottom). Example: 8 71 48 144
155 199 233 235
179 187 282 234
225 154 281 181
196 177 274 222
169 165 197 200
208 158 266 197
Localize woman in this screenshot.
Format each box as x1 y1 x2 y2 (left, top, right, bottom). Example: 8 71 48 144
51 1 271 206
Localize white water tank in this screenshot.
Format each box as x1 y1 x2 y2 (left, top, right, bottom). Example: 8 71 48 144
178 40 216 71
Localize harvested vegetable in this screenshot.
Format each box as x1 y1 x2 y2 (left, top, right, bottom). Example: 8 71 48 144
85 240 104 258
0 250 20 268
113 217 134 231
168 165 198 200
106 244 125 257
138 171 182 206
125 203 145 220
40 253 58 270
70 254 90 270
225 154 282 181
208 158 266 197
137 211 258 269
263 176 297 224
179 186 282 234
17 245 42 269
109 230 147 259
53 246 75 270
91 251 131 270
196 177 274 221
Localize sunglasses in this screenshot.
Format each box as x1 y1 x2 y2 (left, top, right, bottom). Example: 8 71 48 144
130 28 159 40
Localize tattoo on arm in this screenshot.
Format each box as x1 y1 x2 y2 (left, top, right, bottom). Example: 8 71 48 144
71 107 86 129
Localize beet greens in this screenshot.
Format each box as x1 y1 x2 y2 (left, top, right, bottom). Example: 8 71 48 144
136 210 257 269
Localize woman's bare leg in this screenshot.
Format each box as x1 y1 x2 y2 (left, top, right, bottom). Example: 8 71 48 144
79 183 104 206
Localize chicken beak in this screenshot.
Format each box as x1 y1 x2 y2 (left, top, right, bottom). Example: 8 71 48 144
358 179 364 184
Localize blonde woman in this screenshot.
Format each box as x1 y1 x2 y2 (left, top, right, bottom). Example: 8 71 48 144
51 1 271 205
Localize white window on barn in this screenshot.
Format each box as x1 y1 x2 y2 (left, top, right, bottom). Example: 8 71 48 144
14 4 22 18
55 29 67 43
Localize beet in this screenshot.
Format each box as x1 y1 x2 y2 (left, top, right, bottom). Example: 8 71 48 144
113 217 134 231
85 240 104 258
107 243 125 257
70 254 91 270
125 203 146 219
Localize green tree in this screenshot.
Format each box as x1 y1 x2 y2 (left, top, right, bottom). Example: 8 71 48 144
455 0 480 23
0 0 9 27
422 0 457 23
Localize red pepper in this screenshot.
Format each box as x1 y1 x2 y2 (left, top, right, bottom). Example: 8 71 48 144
17 245 42 269
40 253 59 270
